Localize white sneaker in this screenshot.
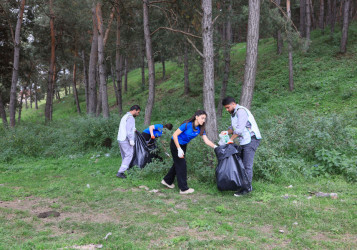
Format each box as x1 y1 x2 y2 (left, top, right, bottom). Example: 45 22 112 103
180 188 194 194
161 180 175 189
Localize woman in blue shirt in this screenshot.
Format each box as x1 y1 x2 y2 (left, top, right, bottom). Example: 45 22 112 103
161 110 217 194
142 123 173 143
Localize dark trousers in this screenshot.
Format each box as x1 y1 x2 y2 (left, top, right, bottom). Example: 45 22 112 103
163 139 188 191
142 132 152 142
239 136 260 189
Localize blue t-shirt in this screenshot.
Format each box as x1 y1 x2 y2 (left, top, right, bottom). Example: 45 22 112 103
143 124 164 138
173 122 206 145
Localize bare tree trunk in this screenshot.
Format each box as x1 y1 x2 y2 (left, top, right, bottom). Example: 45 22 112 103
319 0 325 30
310 0 317 29
184 41 190 95
96 65 102 116
202 0 218 141
300 0 306 37
17 88 24 124
330 0 337 34
306 0 312 43
25 87 28 109
0 92 8 127
141 41 146 90
340 0 351 53
287 0 294 91
29 84 33 109
88 3 98 115
161 54 166 80
110 57 119 105
82 50 89 113
143 0 155 126
217 0 232 118
34 81 38 109
96 3 109 118
45 0 56 123
124 57 128 91
240 0 261 109
275 0 283 54
115 11 123 115
72 61 81 114
9 0 26 127
326 0 332 25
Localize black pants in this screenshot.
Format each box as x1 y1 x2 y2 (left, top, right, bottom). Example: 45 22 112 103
163 139 188 191
142 132 152 142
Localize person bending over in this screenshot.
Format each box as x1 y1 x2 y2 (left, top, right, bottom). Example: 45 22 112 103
161 110 217 194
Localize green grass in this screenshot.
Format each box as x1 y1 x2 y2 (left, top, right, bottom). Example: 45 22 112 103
1 157 356 249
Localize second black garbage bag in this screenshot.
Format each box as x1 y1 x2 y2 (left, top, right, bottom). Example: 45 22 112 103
129 131 157 169
214 144 250 191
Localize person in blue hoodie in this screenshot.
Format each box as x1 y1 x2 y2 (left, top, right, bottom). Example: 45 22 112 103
141 123 173 143
161 110 217 195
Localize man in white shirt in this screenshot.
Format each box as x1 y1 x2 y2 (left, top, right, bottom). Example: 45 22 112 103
116 105 141 178
221 97 262 196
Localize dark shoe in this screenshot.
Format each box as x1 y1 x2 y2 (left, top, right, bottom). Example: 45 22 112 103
116 172 127 179
234 189 250 197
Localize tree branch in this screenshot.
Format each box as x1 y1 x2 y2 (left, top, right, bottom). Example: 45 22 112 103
213 14 220 24
186 37 203 58
151 26 202 38
270 0 300 35
149 0 176 4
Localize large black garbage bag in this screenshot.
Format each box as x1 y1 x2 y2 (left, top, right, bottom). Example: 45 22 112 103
214 144 250 191
129 131 157 168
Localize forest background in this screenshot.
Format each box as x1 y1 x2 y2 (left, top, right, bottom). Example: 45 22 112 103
0 0 356 248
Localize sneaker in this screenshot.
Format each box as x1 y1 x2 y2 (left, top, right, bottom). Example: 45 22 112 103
180 188 194 194
161 180 175 189
233 189 250 197
116 172 127 179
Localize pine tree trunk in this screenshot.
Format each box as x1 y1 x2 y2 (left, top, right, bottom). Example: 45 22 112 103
115 13 123 115
319 0 325 30
240 0 261 109
202 0 218 140
340 0 351 53
161 54 165 80
96 66 102 116
18 88 24 124
72 62 81 114
217 0 232 118
34 81 38 109
143 0 155 126
326 0 331 25
124 57 128 91
96 3 109 118
275 0 283 54
300 0 306 37
330 0 337 34
82 50 89 113
310 0 317 29
0 92 8 127
9 0 26 127
306 0 312 43
25 87 28 109
29 85 33 109
110 57 119 105
184 41 190 95
287 0 295 91
45 0 56 123
88 3 98 115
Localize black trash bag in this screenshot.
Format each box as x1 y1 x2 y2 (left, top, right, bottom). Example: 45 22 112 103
214 144 250 191
129 131 157 169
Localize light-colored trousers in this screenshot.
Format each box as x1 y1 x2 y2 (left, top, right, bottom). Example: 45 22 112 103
118 140 134 173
